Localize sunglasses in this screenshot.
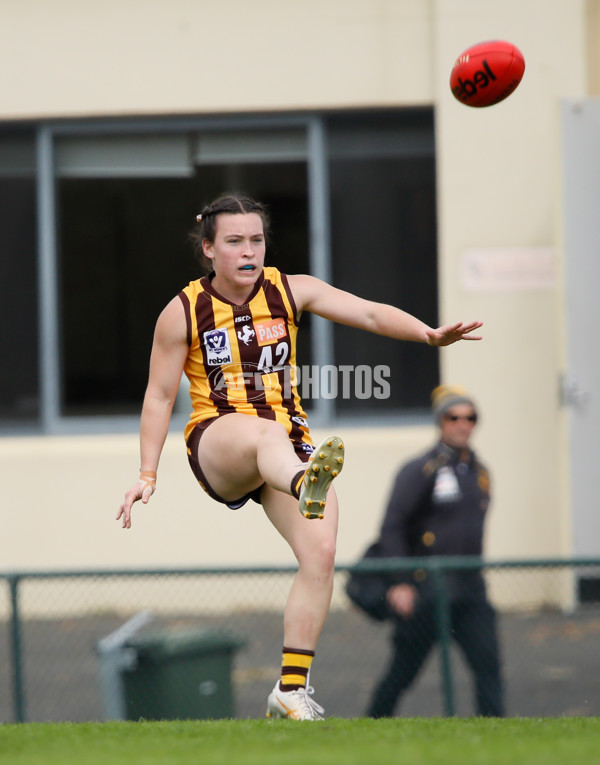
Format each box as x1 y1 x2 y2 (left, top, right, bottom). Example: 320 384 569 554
444 414 477 423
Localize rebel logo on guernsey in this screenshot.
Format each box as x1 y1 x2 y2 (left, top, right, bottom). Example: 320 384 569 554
255 318 286 346
204 328 233 366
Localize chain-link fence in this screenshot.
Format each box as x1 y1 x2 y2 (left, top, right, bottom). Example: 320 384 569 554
1 559 600 723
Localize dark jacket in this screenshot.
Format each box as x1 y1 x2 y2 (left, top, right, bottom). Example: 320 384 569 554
377 442 491 601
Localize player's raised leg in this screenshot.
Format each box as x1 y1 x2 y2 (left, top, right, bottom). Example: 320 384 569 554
197 413 308 500
198 415 344 520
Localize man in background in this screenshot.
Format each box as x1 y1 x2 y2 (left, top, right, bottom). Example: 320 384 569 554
366 385 504 718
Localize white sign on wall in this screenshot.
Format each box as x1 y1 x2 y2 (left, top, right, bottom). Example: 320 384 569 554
460 247 555 292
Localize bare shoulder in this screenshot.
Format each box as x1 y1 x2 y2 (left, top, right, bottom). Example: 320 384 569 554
154 295 187 344
287 273 330 312
287 273 368 324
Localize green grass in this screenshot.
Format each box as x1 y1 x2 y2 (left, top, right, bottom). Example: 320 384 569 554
0 717 599 765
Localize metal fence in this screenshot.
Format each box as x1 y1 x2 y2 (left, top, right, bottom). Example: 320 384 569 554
2 558 600 723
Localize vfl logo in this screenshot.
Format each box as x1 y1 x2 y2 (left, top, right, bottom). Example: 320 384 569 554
237 325 255 345
204 328 233 366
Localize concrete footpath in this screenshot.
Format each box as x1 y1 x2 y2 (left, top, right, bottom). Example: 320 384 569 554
1 605 600 722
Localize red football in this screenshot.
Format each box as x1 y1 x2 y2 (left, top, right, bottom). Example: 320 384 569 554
450 40 525 108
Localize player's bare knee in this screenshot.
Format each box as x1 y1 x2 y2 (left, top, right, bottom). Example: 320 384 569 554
298 537 336 575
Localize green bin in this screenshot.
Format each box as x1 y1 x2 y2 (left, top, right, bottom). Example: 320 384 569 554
121 628 246 720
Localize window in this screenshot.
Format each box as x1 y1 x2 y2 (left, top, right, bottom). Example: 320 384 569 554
1 110 438 433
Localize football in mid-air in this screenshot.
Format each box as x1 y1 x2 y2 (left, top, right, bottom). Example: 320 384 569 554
450 40 525 107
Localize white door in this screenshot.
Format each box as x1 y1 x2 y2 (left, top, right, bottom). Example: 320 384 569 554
561 99 600 558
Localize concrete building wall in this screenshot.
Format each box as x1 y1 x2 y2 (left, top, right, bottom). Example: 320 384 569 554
1 0 434 119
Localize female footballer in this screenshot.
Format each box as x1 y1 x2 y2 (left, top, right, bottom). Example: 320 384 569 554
117 192 482 720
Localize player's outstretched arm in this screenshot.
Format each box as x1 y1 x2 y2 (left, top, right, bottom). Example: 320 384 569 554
289 274 482 345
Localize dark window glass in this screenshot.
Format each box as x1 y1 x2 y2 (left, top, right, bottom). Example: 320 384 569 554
0 132 39 427
327 110 439 415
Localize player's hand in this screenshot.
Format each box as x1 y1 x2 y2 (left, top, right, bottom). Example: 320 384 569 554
426 321 483 347
387 584 418 618
116 472 156 529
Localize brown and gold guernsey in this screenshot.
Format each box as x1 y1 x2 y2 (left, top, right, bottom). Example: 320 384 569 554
178 267 312 452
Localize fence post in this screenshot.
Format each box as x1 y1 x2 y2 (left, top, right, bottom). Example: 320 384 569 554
431 560 455 716
8 575 26 723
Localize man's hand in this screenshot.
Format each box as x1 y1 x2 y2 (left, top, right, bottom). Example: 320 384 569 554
386 583 418 618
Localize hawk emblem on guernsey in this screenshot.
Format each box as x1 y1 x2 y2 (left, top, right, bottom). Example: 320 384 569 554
237 325 255 345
